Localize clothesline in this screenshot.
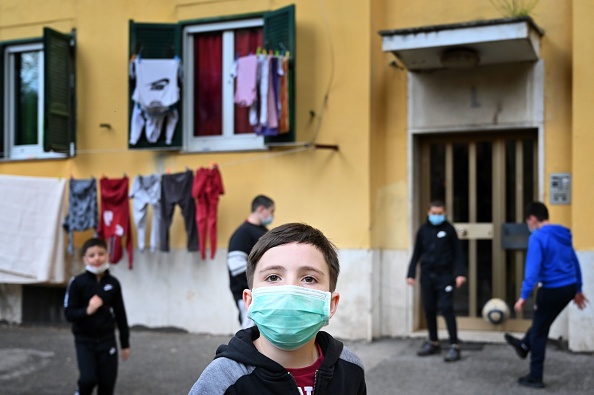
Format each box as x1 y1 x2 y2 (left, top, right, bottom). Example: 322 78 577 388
72 143 334 171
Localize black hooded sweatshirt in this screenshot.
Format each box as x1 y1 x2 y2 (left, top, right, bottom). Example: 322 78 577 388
407 219 466 279
63 270 130 348
188 327 366 395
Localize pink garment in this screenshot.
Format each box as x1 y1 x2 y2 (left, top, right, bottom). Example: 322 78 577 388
234 55 258 107
192 166 224 260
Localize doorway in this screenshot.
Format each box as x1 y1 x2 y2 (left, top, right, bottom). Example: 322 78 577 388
418 130 537 331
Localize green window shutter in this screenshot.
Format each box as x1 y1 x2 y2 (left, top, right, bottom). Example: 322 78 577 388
43 28 76 156
263 4 295 144
0 43 5 158
128 21 182 150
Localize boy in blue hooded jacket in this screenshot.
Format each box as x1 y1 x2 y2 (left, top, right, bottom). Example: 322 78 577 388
505 201 588 389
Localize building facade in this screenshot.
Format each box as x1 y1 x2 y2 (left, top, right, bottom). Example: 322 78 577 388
0 0 592 351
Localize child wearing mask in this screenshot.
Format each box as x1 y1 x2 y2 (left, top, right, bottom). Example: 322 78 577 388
64 238 130 395
189 223 367 395
407 200 467 362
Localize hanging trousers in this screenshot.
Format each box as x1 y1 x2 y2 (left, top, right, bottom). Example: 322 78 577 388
522 283 577 380
160 170 198 252
421 270 458 344
192 167 224 260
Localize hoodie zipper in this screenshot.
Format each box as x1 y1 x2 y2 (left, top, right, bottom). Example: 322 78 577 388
288 371 319 395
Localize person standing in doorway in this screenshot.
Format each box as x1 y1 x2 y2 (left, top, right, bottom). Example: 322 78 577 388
64 238 130 395
504 201 588 389
407 200 467 362
227 195 275 328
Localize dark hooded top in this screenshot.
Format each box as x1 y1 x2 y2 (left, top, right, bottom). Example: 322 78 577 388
521 224 583 299
63 270 129 349
188 327 366 395
407 219 466 279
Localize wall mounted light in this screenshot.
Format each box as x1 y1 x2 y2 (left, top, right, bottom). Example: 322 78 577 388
440 47 480 69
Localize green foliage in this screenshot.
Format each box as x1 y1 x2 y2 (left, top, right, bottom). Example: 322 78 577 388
490 0 539 17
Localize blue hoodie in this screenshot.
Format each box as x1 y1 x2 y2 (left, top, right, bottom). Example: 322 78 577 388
521 224 583 300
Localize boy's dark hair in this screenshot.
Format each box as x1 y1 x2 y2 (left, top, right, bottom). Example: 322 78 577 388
429 200 445 209
247 223 340 292
81 238 108 256
525 201 549 222
251 195 274 212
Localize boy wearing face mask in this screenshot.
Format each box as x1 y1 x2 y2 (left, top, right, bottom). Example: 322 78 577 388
226 194 275 329
64 238 130 395
407 200 466 362
190 223 367 395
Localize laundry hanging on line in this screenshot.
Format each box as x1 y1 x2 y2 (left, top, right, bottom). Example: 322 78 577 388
232 53 290 136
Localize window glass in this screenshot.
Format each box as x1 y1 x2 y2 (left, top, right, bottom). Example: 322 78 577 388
15 50 40 146
193 31 223 137
233 28 263 134
184 19 266 152
191 26 262 138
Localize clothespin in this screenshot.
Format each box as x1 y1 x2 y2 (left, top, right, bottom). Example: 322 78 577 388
275 50 280 57
285 51 290 59
256 47 261 55
268 49 273 56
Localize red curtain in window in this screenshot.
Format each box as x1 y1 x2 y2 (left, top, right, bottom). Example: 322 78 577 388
194 32 223 137
234 28 263 134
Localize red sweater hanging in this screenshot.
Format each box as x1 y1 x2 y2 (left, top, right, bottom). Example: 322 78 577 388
98 176 133 268
192 166 225 260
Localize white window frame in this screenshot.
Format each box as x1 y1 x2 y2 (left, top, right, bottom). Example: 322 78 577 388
3 42 64 160
182 18 267 152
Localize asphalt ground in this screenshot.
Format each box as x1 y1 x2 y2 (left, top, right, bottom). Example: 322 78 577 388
1 323 592 394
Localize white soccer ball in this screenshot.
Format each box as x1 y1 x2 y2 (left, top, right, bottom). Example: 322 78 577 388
482 298 510 325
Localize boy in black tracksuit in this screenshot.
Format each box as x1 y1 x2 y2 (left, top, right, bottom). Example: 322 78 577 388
64 238 130 395
407 200 466 362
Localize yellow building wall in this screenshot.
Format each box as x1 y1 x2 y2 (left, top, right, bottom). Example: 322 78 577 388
370 0 575 250
0 0 372 251
572 0 594 249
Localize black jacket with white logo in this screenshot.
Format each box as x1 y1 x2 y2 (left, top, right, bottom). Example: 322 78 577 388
64 270 129 348
407 220 466 279
189 327 367 395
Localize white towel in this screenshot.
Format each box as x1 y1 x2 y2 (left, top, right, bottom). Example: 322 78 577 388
0 175 66 284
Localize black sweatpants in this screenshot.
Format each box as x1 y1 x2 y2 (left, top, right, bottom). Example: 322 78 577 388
522 283 576 380
75 336 118 395
421 271 458 344
160 170 199 252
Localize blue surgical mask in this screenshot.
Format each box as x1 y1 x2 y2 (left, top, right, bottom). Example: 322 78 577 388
261 214 274 226
248 285 331 351
428 214 446 226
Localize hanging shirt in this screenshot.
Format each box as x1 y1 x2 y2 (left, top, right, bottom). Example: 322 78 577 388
98 177 133 268
129 174 161 253
132 58 180 114
233 55 258 107
63 178 98 255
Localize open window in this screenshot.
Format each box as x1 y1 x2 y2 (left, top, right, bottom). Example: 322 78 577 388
128 4 295 152
0 28 76 160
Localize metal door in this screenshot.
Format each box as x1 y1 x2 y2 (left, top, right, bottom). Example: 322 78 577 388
419 131 537 331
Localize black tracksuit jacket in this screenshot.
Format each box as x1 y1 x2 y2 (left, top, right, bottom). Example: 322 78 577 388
189 327 367 394
407 220 466 279
64 270 130 348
